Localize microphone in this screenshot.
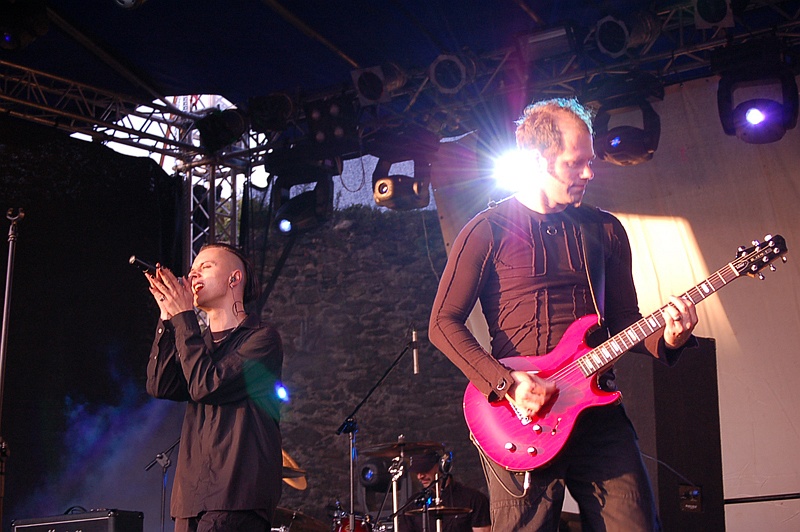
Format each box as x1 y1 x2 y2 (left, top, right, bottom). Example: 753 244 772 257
412 327 420 375
129 255 158 273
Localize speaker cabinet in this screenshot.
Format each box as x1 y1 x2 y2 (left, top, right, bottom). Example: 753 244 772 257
617 337 725 531
12 509 143 532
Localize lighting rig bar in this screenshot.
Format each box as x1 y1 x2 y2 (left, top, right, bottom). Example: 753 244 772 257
0 58 200 158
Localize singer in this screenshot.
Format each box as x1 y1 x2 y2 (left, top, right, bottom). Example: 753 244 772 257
429 98 698 531
144 243 284 532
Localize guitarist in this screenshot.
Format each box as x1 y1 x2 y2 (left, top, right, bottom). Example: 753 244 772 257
428 98 698 531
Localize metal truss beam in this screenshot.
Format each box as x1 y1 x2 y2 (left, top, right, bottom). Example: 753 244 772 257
0 59 201 157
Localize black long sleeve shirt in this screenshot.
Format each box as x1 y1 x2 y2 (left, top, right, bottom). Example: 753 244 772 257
146 310 283 520
430 198 685 401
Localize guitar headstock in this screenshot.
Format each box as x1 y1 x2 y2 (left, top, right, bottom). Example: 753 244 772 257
733 234 788 278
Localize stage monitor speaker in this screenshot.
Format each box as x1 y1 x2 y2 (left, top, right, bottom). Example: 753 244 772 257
616 337 724 531
12 509 143 532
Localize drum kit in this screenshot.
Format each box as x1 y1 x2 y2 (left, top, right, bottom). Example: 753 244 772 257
273 333 472 532
274 442 473 532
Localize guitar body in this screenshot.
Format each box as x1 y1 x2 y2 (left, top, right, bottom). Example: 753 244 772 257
463 314 621 472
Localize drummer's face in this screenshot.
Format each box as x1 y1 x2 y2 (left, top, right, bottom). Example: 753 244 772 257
416 464 440 488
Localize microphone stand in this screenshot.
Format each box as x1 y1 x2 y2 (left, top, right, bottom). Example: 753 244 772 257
145 437 180 532
336 338 413 532
0 208 24 528
387 487 432 532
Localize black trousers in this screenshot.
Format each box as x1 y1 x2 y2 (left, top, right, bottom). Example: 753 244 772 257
174 510 270 532
480 404 660 532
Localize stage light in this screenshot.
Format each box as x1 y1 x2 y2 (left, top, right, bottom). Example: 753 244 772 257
271 173 333 237
693 0 734 29
717 69 798 144
745 106 766 125
0 0 49 51
429 54 475 95
517 26 575 63
304 96 358 156
594 11 658 58
372 158 431 210
364 125 439 210
195 108 248 153
358 457 392 492
275 383 289 402
492 149 539 193
248 93 293 134
712 38 799 144
273 189 323 236
351 64 406 106
594 99 661 166
113 0 148 8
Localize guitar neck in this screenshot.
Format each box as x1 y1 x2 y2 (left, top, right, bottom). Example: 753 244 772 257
577 261 741 377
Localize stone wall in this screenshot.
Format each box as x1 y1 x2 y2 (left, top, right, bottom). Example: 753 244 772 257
260 206 488 525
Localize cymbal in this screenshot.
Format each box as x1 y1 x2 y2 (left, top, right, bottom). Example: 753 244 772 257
282 465 306 479
361 440 444 458
281 449 307 490
406 506 473 517
273 507 329 532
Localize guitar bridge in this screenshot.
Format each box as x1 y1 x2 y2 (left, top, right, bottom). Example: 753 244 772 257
508 401 532 425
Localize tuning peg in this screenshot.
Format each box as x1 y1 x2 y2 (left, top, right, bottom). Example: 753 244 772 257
764 234 773 241
770 264 776 271
782 257 788 263
752 239 761 247
758 273 765 280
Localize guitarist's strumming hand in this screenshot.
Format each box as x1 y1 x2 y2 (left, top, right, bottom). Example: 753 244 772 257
507 371 557 417
662 295 698 349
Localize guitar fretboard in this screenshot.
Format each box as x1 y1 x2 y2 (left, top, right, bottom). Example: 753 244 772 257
576 262 742 377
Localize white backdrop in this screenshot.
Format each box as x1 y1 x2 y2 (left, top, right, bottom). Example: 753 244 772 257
585 76 800 531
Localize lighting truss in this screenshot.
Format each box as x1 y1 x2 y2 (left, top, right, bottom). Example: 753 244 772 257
0 59 198 157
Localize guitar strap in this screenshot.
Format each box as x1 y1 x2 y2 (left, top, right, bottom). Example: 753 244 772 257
578 205 624 391
577 204 608 324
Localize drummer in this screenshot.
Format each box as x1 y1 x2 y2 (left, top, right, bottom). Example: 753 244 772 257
398 450 491 532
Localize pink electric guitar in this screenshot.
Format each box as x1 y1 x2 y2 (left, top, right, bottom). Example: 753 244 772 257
464 234 787 472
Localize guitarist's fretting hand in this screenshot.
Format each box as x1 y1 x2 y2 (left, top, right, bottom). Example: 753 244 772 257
507 370 557 417
662 295 698 349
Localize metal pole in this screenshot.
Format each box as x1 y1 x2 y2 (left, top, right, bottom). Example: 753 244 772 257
0 207 25 528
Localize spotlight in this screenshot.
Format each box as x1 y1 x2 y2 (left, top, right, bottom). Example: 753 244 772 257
492 149 539 193
594 11 658 58
594 100 661 166
517 26 576 64
113 0 149 8
717 68 798 144
304 96 358 156
429 54 475 95
195 108 248 153
0 0 49 51
364 125 439 210
358 457 392 492
351 64 406 106
271 173 333 237
248 93 293 134
372 159 431 210
693 0 734 29
275 382 289 402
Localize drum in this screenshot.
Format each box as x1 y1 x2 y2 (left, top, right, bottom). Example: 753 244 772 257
333 514 372 532
273 507 329 532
